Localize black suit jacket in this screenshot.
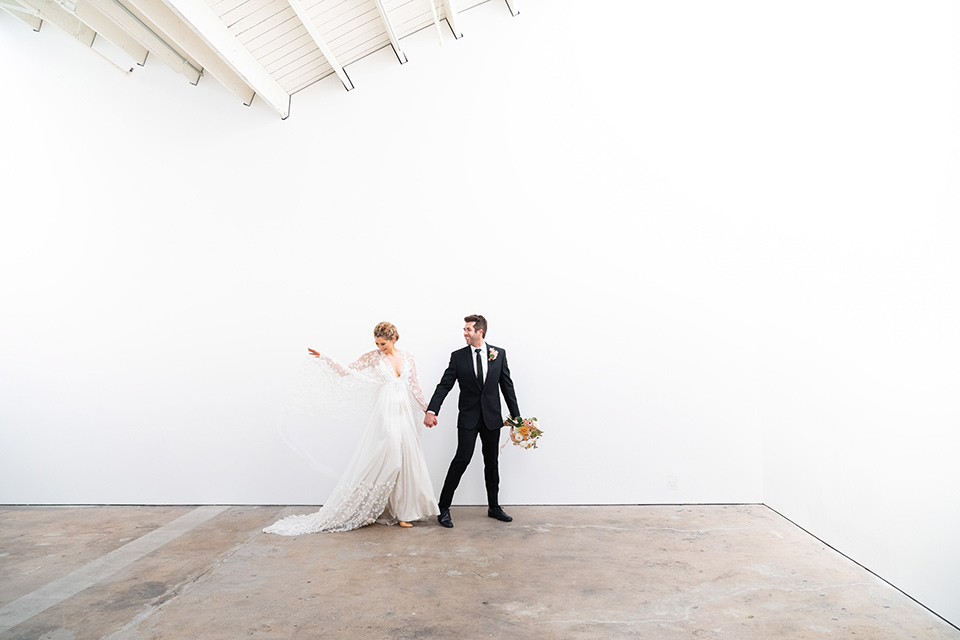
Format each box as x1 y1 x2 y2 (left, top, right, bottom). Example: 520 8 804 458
427 344 520 430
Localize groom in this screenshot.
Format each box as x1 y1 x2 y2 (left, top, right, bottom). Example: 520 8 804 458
424 315 520 528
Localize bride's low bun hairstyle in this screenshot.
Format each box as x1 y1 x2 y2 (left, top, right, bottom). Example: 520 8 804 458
374 321 399 341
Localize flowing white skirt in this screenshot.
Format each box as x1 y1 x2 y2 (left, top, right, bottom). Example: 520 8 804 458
264 377 438 534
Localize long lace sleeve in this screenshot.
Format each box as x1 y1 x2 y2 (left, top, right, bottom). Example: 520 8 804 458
307 349 380 377
406 352 428 412
312 351 350 376
349 350 382 372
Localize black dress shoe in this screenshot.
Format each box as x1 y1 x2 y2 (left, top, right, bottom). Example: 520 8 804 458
487 506 513 522
438 509 453 528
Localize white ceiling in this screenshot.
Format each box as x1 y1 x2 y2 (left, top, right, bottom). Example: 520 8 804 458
0 0 517 117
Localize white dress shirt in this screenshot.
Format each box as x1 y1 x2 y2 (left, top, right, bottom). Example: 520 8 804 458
472 342 488 383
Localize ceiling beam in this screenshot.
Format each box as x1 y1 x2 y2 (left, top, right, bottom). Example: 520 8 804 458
424 0 443 45
83 0 202 83
17 0 94 45
439 0 461 39
1 0 43 30
120 0 255 105
372 0 406 64
73 0 149 64
161 0 291 118
284 0 353 91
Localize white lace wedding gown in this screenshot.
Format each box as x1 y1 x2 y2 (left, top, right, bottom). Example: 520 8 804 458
264 349 439 534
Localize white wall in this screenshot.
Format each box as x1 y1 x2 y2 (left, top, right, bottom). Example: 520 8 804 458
759 198 960 620
759 207 960 626
0 0 766 507
1 0 957 626
752 2 960 626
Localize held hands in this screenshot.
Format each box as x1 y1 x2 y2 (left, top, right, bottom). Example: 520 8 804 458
423 412 438 428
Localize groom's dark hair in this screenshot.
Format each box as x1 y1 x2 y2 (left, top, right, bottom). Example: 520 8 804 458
464 314 487 338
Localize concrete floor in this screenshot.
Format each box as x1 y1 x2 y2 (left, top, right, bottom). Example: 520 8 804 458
0 505 956 640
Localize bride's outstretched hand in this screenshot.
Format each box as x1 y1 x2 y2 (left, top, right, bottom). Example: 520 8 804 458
308 348 320 358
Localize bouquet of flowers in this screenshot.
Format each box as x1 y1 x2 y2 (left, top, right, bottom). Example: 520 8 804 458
502 416 543 450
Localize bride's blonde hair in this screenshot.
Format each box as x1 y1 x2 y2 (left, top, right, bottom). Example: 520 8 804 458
374 321 399 341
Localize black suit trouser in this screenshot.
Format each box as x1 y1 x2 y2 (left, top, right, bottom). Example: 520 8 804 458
438 417 501 510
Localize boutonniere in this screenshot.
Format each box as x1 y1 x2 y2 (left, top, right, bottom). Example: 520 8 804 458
488 348 499 362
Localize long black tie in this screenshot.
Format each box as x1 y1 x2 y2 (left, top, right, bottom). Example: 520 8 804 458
475 348 484 389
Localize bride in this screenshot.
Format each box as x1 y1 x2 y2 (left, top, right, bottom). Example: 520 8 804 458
264 322 439 534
